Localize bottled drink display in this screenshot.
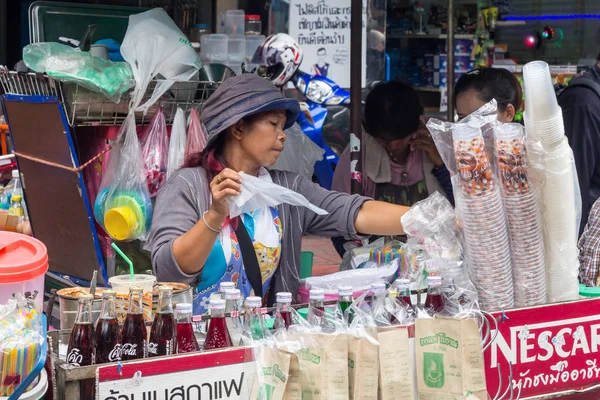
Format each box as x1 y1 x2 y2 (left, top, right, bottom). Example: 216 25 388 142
149 285 176 357
67 294 96 398
204 299 233 350
175 303 199 353
95 290 121 364
121 286 147 360
371 282 391 325
337 286 353 314
224 288 243 345
219 281 235 299
274 292 293 329
243 296 267 340
425 276 444 313
394 278 413 307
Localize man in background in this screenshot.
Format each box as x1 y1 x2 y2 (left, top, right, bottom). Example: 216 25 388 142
558 53 600 236
313 48 330 77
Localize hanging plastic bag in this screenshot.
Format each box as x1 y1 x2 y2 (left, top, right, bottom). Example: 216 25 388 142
121 8 202 112
227 172 328 218
184 108 208 160
94 113 153 241
269 123 325 179
140 107 168 197
23 42 133 103
167 108 187 180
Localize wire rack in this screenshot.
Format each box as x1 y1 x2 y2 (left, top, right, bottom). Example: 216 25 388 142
0 67 222 127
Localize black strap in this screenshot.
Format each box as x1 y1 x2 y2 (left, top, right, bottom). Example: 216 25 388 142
235 221 263 299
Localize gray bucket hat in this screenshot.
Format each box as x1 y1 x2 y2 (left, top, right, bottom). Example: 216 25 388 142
201 74 300 150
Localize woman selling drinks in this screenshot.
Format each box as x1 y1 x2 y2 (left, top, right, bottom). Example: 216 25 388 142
146 74 411 314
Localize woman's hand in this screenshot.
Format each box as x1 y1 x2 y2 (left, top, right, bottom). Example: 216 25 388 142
410 125 444 169
209 168 242 216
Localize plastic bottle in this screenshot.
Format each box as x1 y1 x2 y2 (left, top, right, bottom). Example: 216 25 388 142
175 303 199 353
67 293 96 398
149 285 176 357
5 195 24 232
6 170 23 200
224 288 243 345
121 286 147 360
204 299 233 350
95 290 121 364
274 292 293 329
0 203 9 231
424 276 444 314
243 296 267 341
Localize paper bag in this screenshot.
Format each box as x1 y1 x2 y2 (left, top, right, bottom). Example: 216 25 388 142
283 354 302 400
377 326 415 400
250 346 292 400
416 317 486 400
348 329 379 400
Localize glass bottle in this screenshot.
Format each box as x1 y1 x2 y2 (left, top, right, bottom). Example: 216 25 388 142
95 290 121 364
243 296 267 341
5 195 24 232
225 288 243 345
370 282 390 326
424 276 444 314
149 285 176 357
394 278 412 307
338 286 353 314
175 303 199 353
307 289 326 326
274 292 293 329
121 286 147 360
67 294 96 398
219 281 235 299
204 299 233 350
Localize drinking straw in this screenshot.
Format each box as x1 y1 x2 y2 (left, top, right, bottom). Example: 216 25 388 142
111 242 134 280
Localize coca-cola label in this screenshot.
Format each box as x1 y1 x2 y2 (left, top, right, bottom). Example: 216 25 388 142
122 343 140 357
67 348 83 365
148 340 174 356
108 344 122 362
148 342 158 355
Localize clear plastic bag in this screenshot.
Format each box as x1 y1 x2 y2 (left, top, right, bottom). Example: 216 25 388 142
140 107 168 197
167 107 187 180
184 108 208 160
23 42 133 103
94 113 153 241
121 8 202 112
268 123 325 179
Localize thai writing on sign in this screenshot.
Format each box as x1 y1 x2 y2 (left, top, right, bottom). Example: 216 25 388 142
484 298 600 398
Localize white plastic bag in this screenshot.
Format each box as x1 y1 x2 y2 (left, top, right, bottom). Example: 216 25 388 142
121 8 201 112
227 172 328 218
167 107 187 180
269 123 324 179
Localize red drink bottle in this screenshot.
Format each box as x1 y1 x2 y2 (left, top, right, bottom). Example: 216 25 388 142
149 285 176 357
121 286 147 360
175 303 199 353
67 293 96 398
393 278 413 307
424 276 444 314
274 292 293 329
225 288 243 346
95 289 121 363
204 299 233 350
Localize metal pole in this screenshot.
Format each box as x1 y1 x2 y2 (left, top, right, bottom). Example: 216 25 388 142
447 0 455 121
350 0 363 195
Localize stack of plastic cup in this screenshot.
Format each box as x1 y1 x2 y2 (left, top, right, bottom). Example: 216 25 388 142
453 124 514 311
522 60 580 302
495 123 546 307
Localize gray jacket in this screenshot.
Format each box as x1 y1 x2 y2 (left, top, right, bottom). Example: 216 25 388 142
145 167 370 299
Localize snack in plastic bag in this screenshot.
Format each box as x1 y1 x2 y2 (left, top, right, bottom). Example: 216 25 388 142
23 42 133 103
94 113 153 241
121 8 202 112
140 107 169 196
227 172 328 218
184 108 208 160
167 108 187 180
269 123 325 179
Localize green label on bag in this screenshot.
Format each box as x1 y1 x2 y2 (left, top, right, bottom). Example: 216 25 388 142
257 384 275 400
423 352 445 388
419 332 459 348
348 357 355 369
298 349 321 365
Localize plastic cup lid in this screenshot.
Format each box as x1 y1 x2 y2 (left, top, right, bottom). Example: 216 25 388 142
245 296 262 308
0 232 48 284
219 281 235 292
245 14 261 20
309 289 325 301
338 286 353 296
210 299 226 309
276 292 292 303
176 303 193 312
225 288 241 300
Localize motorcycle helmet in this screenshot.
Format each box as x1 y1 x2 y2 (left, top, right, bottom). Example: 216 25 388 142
252 33 303 87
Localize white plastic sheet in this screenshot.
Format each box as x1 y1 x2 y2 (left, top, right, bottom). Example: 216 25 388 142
167 108 187 180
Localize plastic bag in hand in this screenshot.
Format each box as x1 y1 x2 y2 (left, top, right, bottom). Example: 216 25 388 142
23 42 133 103
227 172 328 218
184 108 208 160
269 123 325 179
121 8 201 112
140 107 168 196
167 108 187 180
94 113 153 241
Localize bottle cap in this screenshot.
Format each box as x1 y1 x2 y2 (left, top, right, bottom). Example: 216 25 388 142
245 14 261 20
427 276 443 287
309 289 325 301
245 296 262 308
158 285 173 293
210 299 226 309
176 303 193 313
393 278 410 289
338 286 353 297
11 170 19 179
12 195 22 202
102 289 117 297
370 282 387 294
276 292 292 303
129 285 144 293
79 293 94 301
224 288 241 300
219 281 235 292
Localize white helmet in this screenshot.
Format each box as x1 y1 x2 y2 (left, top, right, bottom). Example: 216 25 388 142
252 33 303 87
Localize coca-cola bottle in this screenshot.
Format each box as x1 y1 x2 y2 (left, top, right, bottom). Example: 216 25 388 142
274 292 293 329
95 289 121 364
121 286 147 360
67 293 96 398
175 303 199 353
149 285 176 357
204 299 233 350
224 288 243 346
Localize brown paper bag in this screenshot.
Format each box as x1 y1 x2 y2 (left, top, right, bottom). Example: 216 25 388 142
377 325 415 400
250 346 292 400
416 316 487 400
283 354 302 400
348 328 379 400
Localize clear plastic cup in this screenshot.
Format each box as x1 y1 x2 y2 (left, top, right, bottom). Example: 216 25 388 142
523 61 559 121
